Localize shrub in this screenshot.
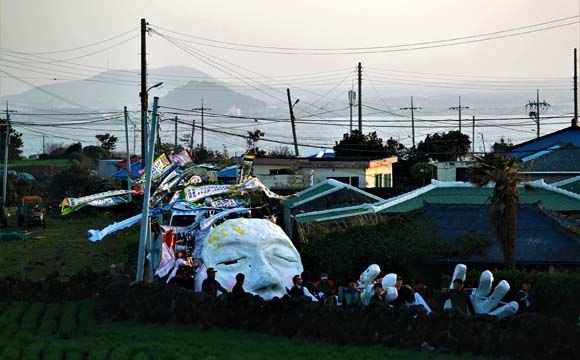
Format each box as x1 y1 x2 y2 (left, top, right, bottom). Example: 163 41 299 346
443 269 580 324
299 216 450 283
97 282 580 360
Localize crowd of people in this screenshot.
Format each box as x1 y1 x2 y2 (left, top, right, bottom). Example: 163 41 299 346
169 267 533 316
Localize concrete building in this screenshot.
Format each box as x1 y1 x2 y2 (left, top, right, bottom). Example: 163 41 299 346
251 156 398 189
430 160 479 182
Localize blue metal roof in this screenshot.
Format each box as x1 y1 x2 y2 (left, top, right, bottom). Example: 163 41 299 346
217 165 237 179
417 203 580 265
508 125 580 159
111 160 142 179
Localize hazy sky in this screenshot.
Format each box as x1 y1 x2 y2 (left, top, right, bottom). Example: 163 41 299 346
1 0 579 97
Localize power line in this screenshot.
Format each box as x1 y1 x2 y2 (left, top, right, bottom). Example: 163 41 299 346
150 16 579 52
1 27 139 55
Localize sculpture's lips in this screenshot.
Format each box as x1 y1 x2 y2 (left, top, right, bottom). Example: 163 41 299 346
249 284 285 300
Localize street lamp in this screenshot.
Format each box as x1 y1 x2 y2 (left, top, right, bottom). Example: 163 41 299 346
147 82 164 92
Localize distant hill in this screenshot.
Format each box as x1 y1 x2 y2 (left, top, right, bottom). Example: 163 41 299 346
161 80 266 115
1 66 266 114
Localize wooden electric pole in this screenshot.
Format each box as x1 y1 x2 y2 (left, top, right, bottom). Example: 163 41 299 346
526 90 550 138
139 18 148 168
286 88 300 157
357 62 362 131
574 48 578 126
174 116 178 148
190 119 196 154
193 99 211 149
449 96 469 133
400 96 421 147
472 115 476 155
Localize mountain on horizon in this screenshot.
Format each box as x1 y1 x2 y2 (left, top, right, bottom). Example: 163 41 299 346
1 66 267 114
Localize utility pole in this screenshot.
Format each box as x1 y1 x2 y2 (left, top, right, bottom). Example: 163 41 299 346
480 133 486 154
449 96 469 132
357 62 362 132
472 116 476 155
400 96 421 147
2 102 15 222
174 116 178 148
193 99 211 149
526 89 550 138
189 119 196 154
286 88 300 157
139 18 148 169
136 96 160 283
574 48 578 126
348 87 356 132
124 106 132 202
42 135 45 154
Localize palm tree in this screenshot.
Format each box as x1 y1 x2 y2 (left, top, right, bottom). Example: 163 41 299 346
471 154 524 269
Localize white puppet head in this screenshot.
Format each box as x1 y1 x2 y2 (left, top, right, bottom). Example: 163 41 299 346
197 218 303 300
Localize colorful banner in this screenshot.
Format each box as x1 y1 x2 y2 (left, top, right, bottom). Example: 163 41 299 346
170 150 193 167
184 184 232 203
240 177 287 199
61 190 136 215
209 198 243 208
151 153 172 181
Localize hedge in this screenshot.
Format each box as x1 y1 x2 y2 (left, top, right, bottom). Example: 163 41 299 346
0 267 112 302
96 281 580 360
442 269 580 324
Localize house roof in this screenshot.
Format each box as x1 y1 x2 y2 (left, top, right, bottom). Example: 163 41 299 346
520 144 580 172
418 203 580 265
217 165 237 179
252 156 397 169
551 175 580 194
111 160 142 178
295 179 580 223
507 124 580 159
115 155 142 170
282 178 383 209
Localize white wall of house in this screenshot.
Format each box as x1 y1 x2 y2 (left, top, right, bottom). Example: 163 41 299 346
253 163 393 189
432 161 478 182
365 164 393 188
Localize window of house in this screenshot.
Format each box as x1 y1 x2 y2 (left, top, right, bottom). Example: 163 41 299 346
375 174 382 188
269 168 293 175
383 174 392 188
350 177 360 187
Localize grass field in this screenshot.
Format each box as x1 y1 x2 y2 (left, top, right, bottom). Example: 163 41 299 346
8 159 69 168
0 302 491 360
0 215 139 279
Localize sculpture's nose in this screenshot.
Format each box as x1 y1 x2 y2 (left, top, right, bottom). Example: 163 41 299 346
246 257 284 295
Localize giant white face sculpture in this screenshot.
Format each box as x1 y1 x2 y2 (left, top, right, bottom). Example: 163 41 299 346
200 218 303 300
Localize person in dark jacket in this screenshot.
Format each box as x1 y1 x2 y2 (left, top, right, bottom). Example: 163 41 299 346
515 280 533 313
288 274 306 298
442 278 475 315
232 273 246 295
369 283 385 305
201 268 228 297
301 271 318 297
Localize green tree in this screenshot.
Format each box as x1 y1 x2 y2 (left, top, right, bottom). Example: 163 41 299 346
470 154 524 269
333 130 402 158
268 146 293 157
492 137 512 154
95 133 118 152
0 125 23 161
416 130 470 161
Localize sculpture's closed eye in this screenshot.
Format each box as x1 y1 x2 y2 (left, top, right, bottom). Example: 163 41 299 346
217 256 247 266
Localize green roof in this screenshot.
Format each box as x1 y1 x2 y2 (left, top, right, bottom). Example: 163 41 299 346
552 176 580 195
381 186 580 213
282 183 336 208
295 180 580 224
296 205 373 223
